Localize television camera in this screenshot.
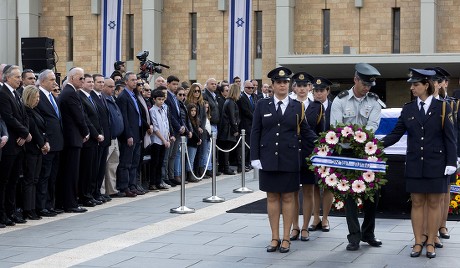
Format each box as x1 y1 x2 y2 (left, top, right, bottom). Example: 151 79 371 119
136 50 170 79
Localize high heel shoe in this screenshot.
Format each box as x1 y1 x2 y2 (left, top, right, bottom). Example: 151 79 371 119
290 228 300 241
266 239 281 252
410 243 423 258
421 234 428 246
439 227 450 239
426 244 436 259
300 229 310 241
308 220 322 231
434 236 443 248
322 219 330 232
279 239 291 253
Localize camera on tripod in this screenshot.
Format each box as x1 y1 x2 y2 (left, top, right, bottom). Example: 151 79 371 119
136 51 170 79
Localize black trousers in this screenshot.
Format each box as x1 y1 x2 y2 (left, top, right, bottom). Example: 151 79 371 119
57 147 81 209
22 153 42 211
345 192 379 243
36 151 60 210
79 145 98 201
150 143 166 186
94 145 109 198
0 151 23 218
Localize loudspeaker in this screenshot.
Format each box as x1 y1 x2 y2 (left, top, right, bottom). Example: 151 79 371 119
21 37 55 72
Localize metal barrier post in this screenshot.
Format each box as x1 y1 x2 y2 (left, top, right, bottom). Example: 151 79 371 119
171 136 195 213
233 129 253 193
203 133 225 203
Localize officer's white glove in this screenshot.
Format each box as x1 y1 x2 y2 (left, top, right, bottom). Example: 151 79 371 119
444 166 456 175
251 160 262 170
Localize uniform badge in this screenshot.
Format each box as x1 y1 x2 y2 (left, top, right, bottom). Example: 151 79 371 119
299 74 304 80
316 79 321 85
279 70 285 76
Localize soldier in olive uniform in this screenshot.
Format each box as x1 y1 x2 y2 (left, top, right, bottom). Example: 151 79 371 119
330 63 384 251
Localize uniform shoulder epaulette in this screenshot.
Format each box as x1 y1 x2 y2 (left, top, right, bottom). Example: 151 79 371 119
403 100 414 106
337 90 349 99
367 92 387 108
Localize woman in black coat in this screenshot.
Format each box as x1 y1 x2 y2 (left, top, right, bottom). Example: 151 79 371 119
22 85 49 220
217 84 241 174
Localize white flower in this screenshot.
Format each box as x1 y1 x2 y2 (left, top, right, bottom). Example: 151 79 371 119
364 141 378 155
337 179 350 192
367 156 378 162
317 144 330 156
335 201 344 210
318 166 330 178
354 130 367 143
325 131 339 145
341 126 354 137
325 174 338 187
363 171 375 183
352 180 366 193
356 198 363 207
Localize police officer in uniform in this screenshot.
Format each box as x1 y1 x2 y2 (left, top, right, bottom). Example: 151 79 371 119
289 72 326 241
382 68 456 258
251 67 317 253
330 63 384 251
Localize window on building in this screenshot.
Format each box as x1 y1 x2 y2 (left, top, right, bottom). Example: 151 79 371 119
322 9 330 54
255 11 262 58
67 16 73 61
127 14 134 60
392 8 401 53
191 13 197 60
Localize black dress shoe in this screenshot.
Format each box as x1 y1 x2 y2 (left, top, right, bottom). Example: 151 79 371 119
0 222 5 228
101 194 112 202
65 207 88 213
266 239 281 252
361 237 382 247
308 221 322 231
279 239 291 253
124 190 137 197
346 242 360 251
50 208 64 214
94 196 106 203
38 209 57 217
82 200 96 207
434 236 443 248
0 216 15 226
91 198 103 205
223 169 236 175
410 243 423 257
426 244 436 258
9 213 27 224
322 219 330 232
23 210 42 220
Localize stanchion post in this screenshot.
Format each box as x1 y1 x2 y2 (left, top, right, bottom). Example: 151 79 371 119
233 129 253 193
171 136 195 213
203 133 225 203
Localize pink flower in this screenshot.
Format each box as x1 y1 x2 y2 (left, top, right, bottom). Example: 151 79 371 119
363 171 375 183
337 179 350 192
317 144 330 156
367 156 378 162
318 166 330 178
341 126 354 137
364 141 377 155
325 174 338 187
325 131 339 145
354 130 367 143
352 180 366 193
335 201 344 210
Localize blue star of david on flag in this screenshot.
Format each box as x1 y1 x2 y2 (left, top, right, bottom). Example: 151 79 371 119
236 18 244 27
108 21 116 29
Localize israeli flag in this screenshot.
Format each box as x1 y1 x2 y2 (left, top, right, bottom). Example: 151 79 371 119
375 108 407 155
229 0 252 85
101 0 123 77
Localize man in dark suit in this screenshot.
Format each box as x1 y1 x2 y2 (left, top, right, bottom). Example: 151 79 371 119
102 78 124 196
0 65 31 226
35 69 64 217
237 80 257 172
116 72 143 197
91 74 111 202
57 67 89 213
78 74 105 207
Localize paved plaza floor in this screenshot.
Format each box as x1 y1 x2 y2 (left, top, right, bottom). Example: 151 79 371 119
0 171 459 268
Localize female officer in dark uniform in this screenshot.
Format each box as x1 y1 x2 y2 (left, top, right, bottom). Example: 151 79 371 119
289 72 325 242
382 68 457 258
251 67 317 253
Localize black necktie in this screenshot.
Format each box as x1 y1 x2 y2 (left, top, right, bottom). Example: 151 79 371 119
420 102 426 121
277 101 283 117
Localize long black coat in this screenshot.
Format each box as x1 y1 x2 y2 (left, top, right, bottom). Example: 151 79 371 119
218 98 240 142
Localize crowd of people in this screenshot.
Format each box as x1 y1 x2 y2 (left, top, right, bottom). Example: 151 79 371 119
0 61 275 229
0 61 457 260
